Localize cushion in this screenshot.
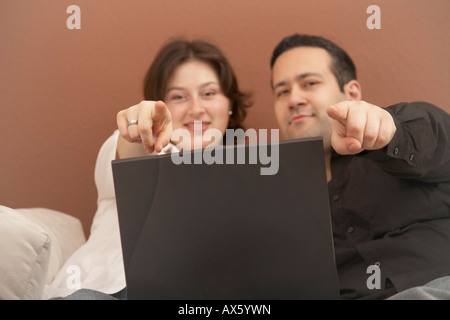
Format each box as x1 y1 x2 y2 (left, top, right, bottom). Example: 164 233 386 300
0 206 51 300
16 208 86 285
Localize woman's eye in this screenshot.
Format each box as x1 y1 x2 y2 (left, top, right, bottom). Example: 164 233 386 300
171 95 184 100
204 91 216 97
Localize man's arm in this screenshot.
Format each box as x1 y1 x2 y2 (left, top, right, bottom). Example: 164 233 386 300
361 102 450 183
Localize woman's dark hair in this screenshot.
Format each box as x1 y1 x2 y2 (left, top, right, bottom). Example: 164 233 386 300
144 38 252 130
270 34 357 92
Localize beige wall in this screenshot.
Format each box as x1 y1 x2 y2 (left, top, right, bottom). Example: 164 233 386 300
1 0 449 235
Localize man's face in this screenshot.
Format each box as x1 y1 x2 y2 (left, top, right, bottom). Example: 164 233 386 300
271 47 348 149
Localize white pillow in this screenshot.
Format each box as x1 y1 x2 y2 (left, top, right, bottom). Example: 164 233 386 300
16 208 86 285
0 206 51 300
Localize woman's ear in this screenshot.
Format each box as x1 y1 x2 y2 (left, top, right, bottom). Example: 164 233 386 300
343 80 362 101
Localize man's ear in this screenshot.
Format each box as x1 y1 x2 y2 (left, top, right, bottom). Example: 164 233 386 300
343 80 362 101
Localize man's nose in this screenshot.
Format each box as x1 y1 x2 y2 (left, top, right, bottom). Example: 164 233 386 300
289 85 307 110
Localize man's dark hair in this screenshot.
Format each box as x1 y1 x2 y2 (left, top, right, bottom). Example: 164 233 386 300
270 34 357 92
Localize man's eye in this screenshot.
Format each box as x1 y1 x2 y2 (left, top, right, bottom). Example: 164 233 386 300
304 81 318 87
277 89 288 97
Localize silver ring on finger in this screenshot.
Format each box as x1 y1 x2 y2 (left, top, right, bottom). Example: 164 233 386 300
127 120 138 127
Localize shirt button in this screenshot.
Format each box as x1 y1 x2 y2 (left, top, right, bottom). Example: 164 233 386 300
347 227 354 233
333 195 340 201
409 154 414 161
394 147 399 155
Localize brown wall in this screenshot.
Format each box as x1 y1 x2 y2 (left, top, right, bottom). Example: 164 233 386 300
1 0 449 235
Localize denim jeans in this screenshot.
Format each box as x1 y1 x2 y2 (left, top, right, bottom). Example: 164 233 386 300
56 287 127 300
388 276 450 300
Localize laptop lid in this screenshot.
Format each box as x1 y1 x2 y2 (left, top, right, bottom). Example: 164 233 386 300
112 137 339 299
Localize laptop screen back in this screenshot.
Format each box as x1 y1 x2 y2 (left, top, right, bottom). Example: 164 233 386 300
112 138 339 299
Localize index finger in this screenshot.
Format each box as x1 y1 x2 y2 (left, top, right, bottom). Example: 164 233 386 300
137 103 155 152
327 103 349 122
153 101 172 152
153 100 170 121
154 121 173 153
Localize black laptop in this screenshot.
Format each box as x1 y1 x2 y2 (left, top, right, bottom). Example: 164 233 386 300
112 137 339 299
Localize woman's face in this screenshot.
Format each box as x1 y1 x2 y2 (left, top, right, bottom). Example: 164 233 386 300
164 60 231 150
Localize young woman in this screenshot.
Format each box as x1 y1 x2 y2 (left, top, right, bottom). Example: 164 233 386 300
43 38 251 299
116 39 252 157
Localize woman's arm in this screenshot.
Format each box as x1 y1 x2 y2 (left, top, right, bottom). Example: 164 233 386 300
116 100 173 159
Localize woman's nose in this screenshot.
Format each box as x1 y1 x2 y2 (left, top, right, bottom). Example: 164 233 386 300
189 96 206 114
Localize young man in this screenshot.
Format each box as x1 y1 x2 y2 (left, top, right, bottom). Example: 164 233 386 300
270 34 450 299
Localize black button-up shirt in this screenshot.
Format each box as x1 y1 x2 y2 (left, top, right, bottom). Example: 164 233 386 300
329 102 450 299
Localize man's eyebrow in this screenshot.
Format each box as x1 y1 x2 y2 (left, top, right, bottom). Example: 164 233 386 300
273 81 287 91
273 72 324 90
296 72 323 81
